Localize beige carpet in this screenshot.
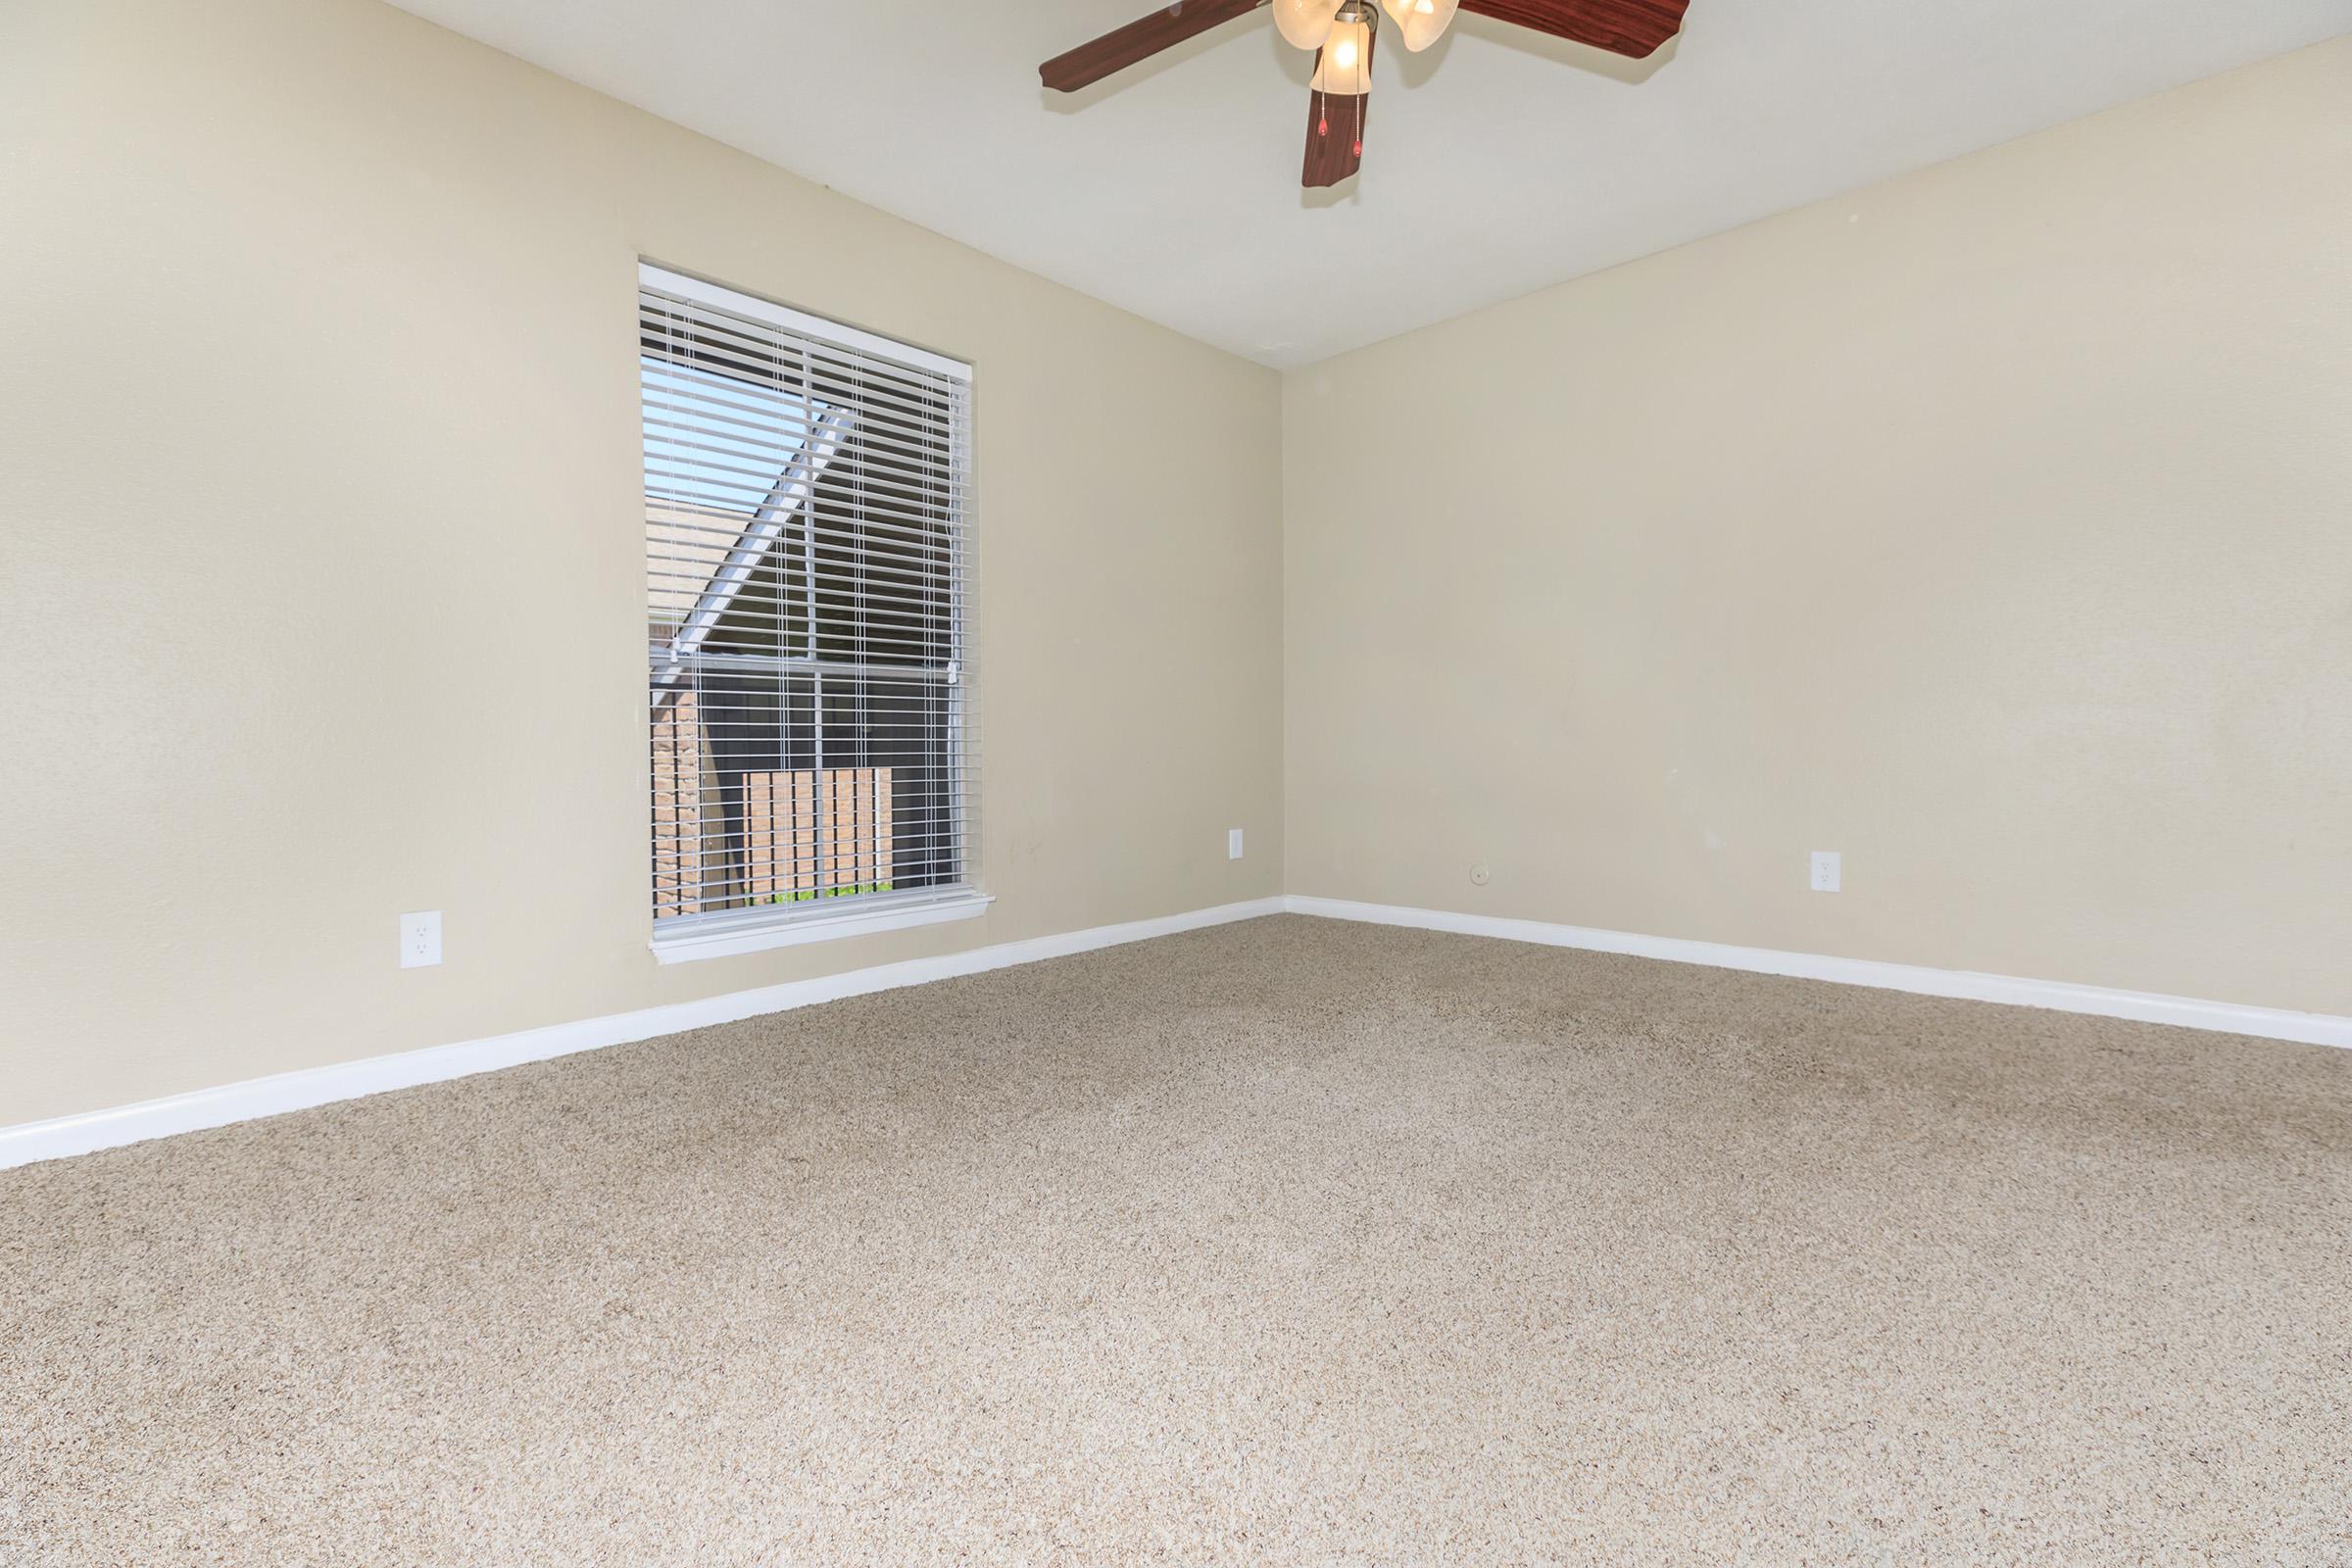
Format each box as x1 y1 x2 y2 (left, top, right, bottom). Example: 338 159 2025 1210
3 915 2348 1565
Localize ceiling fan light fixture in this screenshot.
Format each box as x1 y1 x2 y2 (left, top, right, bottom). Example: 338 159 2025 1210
1308 6 1376 95
1037 0 1693 190
1271 0 1345 51
1380 0 1458 52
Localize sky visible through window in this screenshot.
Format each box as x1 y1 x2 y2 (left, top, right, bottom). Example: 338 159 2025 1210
641 353 821 515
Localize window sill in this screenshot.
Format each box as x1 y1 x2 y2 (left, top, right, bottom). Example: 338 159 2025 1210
648 890 994 966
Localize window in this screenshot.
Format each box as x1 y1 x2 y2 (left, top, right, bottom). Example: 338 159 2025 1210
640 264 980 960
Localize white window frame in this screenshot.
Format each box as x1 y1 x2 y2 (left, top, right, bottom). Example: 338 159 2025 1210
639 263 987 963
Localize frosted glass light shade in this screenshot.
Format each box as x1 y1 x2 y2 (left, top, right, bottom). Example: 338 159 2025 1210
1379 0 1458 51
1308 15 1375 95
1272 0 1344 50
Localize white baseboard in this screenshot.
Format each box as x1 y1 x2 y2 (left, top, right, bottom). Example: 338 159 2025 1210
1283 896 2352 1051
12 891 2342 1172
0 897 1287 1171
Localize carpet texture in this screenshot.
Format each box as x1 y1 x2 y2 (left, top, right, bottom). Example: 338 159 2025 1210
4 915 2348 1565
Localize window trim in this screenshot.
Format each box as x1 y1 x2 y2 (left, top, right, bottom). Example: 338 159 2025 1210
637 263 974 381
647 887 994 965
639 262 978 957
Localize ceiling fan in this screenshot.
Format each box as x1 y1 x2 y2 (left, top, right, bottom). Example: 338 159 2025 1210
1041 0 1691 188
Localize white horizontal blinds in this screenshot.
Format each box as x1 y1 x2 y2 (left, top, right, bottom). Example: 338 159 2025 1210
641 265 974 933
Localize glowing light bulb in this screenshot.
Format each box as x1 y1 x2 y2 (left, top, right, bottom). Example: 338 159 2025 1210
1272 0 1344 50
1378 0 1457 51
1309 13 1375 95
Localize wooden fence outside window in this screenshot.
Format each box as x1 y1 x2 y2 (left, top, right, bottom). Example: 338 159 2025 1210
652 691 895 918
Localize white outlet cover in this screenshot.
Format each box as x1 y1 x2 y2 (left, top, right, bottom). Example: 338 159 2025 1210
1810 852 1842 894
400 910 443 968
1228 828 1245 860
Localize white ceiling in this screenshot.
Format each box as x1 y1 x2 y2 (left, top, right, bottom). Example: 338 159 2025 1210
387 0 2349 367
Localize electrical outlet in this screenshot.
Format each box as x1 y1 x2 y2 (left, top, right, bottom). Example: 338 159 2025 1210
1810 852 1842 894
1228 827 1245 860
399 910 443 968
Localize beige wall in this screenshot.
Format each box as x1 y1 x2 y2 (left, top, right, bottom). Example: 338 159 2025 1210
0 0 1284 1125
1285 38 2352 1016
5 5 2345 1133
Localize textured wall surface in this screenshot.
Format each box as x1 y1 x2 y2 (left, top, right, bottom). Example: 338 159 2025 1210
0 0 1285 1124
1285 39 2352 1015
5 6 2346 1132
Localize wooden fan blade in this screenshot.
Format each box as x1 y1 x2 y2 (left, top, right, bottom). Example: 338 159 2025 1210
1301 86 1370 187
1041 0 1267 92
1300 34 1375 187
1457 0 1688 59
